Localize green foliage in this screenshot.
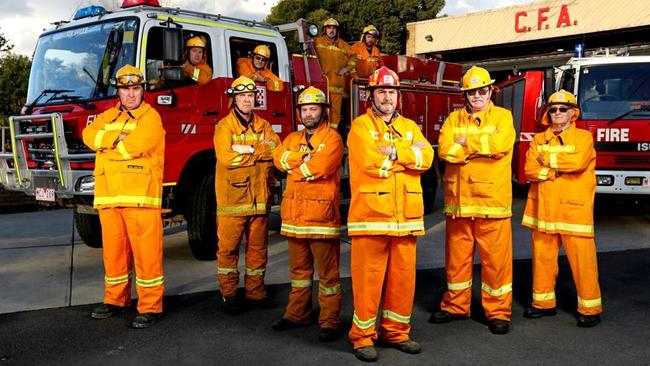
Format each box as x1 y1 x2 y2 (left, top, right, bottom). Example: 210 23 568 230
0 29 31 128
265 0 445 54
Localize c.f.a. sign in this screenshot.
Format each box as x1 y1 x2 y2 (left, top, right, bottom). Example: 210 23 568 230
515 4 578 33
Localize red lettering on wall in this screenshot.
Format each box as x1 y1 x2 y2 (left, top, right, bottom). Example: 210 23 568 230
557 4 571 27
515 11 528 33
537 7 549 30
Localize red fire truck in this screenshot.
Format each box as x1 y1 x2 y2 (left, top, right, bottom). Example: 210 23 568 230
495 55 650 196
0 0 463 259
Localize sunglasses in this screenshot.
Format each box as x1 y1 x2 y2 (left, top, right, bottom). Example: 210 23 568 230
253 55 268 62
465 87 490 96
233 83 256 92
548 107 569 114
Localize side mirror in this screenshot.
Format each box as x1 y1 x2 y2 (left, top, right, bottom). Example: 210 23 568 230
163 28 183 64
162 67 183 82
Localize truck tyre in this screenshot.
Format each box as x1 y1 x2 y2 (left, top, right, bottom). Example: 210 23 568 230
421 169 438 215
75 210 103 248
186 173 217 260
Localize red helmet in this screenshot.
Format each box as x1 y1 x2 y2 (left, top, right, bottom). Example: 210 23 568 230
367 66 400 89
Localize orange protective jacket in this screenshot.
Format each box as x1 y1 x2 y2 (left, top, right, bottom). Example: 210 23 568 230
214 109 281 216
522 124 597 237
184 61 212 86
347 108 434 236
439 102 515 218
82 102 165 209
313 35 354 95
349 42 383 79
236 57 284 92
273 122 343 239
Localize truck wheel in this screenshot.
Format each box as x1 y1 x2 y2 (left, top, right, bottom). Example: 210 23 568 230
186 173 217 260
75 210 103 248
421 170 438 215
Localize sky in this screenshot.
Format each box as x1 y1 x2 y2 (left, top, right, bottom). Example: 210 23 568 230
0 0 533 57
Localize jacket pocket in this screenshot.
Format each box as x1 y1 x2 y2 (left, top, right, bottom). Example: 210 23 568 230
404 181 424 219
469 174 494 198
443 175 457 198
358 185 393 218
104 161 151 197
226 176 252 205
303 190 335 223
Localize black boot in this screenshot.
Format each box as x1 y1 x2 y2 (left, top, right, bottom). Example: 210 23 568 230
222 296 243 315
523 307 557 319
488 319 510 335
272 318 309 331
428 311 468 324
577 314 601 328
90 304 125 320
319 327 341 342
354 346 378 362
131 313 159 329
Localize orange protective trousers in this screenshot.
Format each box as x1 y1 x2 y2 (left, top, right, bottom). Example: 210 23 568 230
349 235 416 349
531 230 602 315
99 207 164 314
283 238 341 329
329 93 343 129
217 215 268 300
440 217 512 321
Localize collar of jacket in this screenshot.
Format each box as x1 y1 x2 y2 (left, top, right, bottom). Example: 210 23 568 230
543 122 576 143
317 35 344 47
245 57 272 72
354 42 379 57
365 107 403 136
112 101 151 121
230 108 261 134
461 101 494 125
299 121 329 150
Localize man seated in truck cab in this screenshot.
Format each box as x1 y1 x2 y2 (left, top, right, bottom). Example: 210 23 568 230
183 36 212 86
236 44 284 92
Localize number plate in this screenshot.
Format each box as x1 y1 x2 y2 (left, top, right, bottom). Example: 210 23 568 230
35 187 55 202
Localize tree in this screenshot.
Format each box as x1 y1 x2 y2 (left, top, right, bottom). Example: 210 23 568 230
0 28 31 129
265 0 445 54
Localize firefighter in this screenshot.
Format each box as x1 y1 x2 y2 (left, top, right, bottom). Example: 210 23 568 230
183 36 212 86
271 86 344 342
313 18 355 129
430 66 516 335
236 44 284 92
522 89 602 327
349 25 384 79
82 64 165 329
347 66 434 362
213 76 281 315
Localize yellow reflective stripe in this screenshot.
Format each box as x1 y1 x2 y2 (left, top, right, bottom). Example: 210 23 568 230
329 122 338 129
319 283 341 296
379 156 392 178
217 267 239 275
369 130 379 140
230 155 244 167
522 215 594 234
136 275 164 287
192 67 200 81
452 125 497 135
291 279 312 288
411 146 423 169
94 195 162 206
578 296 602 308
481 282 513 297
447 279 472 291
280 151 292 171
105 273 130 285
329 86 344 94
538 167 550 181
232 133 264 143
533 291 556 301
273 80 280 90
315 43 347 53
366 57 380 62
537 145 576 153
480 134 490 155
443 204 512 216
280 223 341 236
104 122 137 131
549 153 558 169
299 162 314 181
405 131 413 141
93 130 106 150
316 143 326 152
447 143 463 160
347 221 424 233
352 312 376 330
246 267 265 276
217 203 267 214
382 310 411 324
116 141 132 160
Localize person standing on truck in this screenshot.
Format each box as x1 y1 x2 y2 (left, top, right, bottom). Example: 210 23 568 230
271 86 344 342
313 18 355 130
429 66 516 335
183 36 212 86
349 25 383 79
236 44 284 92
347 66 433 362
213 76 281 315
522 89 602 327
82 64 165 329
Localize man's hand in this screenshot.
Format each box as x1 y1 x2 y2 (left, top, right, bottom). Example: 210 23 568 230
303 154 312 162
455 136 467 146
411 141 428 149
536 154 544 165
112 132 128 147
255 72 267 83
232 144 253 154
378 145 392 156
337 66 349 76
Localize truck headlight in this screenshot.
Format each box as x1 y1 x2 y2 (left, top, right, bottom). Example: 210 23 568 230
596 175 613 186
78 175 95 192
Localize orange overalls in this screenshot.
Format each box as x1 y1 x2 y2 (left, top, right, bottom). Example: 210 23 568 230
313 35 354 129
438 102 516 321
236 57 284 92
213 109 280 300
82 101 166 314
349 42 383 79
347 109 434 349
184 60 213 86
272 122 344 329
523 124 602 315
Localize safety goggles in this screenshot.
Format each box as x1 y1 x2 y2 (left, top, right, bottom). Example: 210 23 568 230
232 83 256 92
465 87 490 96
548 107 570 114
114 74 145 86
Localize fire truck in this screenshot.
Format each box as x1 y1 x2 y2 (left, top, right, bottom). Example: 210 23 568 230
495 55 650 196
0 0 463 260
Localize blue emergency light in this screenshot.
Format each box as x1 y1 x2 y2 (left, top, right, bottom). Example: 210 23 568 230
73 6 107 20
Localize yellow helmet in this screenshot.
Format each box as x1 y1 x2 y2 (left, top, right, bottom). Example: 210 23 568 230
186 36 206 48
362 25 380 37
226 76 257 95
112 64 145 87
323 18 339 27
253 45 271 59
461 66 495 91
541 89 580 125
297 86 329 107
